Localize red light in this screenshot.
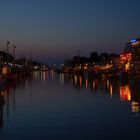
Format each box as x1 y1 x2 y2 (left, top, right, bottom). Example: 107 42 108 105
120 53 132 61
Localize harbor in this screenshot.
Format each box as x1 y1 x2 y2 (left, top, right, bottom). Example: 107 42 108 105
0 1 140 139
0 71 140 140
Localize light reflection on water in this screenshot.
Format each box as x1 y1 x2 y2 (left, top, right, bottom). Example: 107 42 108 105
57 72 140 118
34 71 140 119
0 71 140 139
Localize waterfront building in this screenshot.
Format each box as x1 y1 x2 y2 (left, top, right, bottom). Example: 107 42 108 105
120 38 140 74
124 38 140 59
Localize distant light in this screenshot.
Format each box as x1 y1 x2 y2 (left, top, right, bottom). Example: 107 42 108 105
131 39 137 43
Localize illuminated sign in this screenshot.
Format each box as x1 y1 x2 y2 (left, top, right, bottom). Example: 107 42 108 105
131 39 137 43
120 53 132 61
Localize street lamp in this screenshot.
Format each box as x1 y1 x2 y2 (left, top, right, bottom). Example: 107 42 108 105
6 41 10 64
13 45 16 66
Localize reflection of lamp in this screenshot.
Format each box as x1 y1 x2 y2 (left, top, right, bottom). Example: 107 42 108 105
131 102 139 113
120 85 131 101
110 85 113 98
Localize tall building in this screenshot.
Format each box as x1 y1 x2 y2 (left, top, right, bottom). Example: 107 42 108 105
121 38 140 74
124 38 140 60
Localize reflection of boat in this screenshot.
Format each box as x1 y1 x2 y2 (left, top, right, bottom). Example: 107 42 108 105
0 93 4 128
0 72 31 129
6 73 18 81
41 66 49 71
0 76 7 89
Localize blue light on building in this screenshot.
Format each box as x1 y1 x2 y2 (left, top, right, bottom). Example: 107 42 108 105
131 39 137 43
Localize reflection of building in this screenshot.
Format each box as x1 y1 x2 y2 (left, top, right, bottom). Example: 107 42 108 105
131 101 139 113
130 83 140 114
120 85 131 101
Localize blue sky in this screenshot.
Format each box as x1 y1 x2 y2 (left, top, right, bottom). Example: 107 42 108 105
0 0 140 64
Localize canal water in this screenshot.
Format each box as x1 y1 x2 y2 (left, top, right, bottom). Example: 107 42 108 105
0 71 140 140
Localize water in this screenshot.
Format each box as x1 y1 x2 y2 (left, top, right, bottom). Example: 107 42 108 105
0 71 140 140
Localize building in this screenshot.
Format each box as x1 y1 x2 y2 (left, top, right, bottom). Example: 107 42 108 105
124 38 140 59
120 38 140 74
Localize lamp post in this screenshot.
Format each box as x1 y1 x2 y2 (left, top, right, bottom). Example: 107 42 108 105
13 45 16 66
6 41 10 64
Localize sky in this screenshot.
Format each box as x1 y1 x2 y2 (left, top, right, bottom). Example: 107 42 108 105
0 0 140 64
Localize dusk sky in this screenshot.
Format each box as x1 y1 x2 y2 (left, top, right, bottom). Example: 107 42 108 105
0 0 140 64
